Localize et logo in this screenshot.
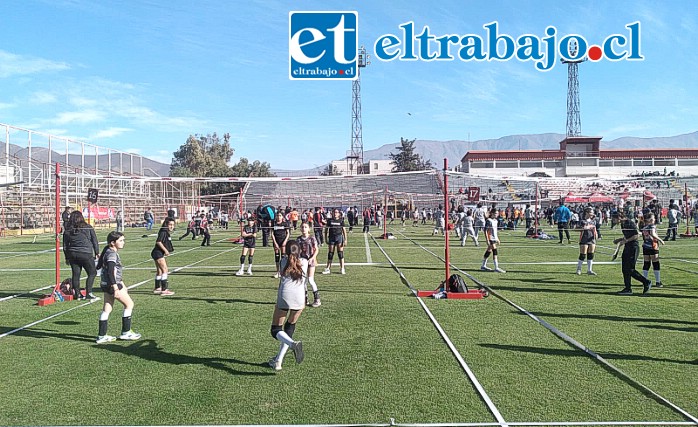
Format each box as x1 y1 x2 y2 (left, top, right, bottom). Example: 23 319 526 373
289 11 358 80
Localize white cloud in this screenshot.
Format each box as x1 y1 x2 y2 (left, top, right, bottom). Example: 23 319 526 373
125 148 142 155
31 91 57 105
50 110 106 125
0 50 70 78
90 127 132 139
0 102 14 109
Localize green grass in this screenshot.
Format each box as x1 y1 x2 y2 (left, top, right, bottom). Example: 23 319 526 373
0 222 696 425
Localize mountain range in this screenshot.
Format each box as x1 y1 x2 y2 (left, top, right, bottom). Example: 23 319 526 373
274 131 698 175
4 131 698 177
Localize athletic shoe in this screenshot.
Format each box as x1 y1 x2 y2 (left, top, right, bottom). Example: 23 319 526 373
118 330 141 340
494 268 506 273
273 273 280 279
312 298 321 308
321 268 331 275
291 341 304 364
587 270 597 276
96 335 116 344
160 289 175 296
340 268 346 275
576 269 581 275
247 269 253 276
655 282 664 288
153 288 162 294
267 357 282 371
617 288 633 295
480 266 493 272
643 281 652 295
235 269 244 276
86 293 99 301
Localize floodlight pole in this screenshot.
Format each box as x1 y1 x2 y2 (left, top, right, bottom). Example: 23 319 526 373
55 163 61 288
443 158 450 284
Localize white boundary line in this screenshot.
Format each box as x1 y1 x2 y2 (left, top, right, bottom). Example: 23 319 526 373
0 245 238 340
364 232 373 263
369 234 508 427
396 231 698 425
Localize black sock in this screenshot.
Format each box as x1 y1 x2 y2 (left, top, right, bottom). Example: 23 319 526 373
154 279 161 290
161 279 168 290
313 291 319 300
121 316 132 334
284 321 296 338
99 319 108 336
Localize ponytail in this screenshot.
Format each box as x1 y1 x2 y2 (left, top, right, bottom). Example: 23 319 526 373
282 241 304 281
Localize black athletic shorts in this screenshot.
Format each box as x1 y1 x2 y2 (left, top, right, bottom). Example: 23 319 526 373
151 249 165 260
642 247 658 256
100 282 124 295
327 235 344 246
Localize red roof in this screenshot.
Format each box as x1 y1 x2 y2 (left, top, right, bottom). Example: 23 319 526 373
462 148 698 162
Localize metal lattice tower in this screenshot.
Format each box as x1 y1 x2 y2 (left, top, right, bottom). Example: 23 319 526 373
561 40 586 137
349 46 368 175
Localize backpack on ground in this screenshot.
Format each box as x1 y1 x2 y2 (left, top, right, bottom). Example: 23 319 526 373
447 274 468 293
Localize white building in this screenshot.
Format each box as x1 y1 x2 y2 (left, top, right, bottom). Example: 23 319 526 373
461 136 698 178
331 159 395 175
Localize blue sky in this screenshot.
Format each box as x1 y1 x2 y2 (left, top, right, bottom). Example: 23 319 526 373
1 0 697 170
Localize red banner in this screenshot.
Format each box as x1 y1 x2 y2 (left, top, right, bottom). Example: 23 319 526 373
82 206 115 220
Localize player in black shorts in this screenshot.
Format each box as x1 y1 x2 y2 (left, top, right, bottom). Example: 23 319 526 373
641 213 664 290
272 213 291 278
236 217 257 276
96 231 141 343
576 208 598 276
322 208 347 275
151 217 175 296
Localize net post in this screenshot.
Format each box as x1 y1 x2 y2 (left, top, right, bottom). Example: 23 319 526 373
443 158 450 284
54 162 61 288
383 185 387 238
685 182 690 235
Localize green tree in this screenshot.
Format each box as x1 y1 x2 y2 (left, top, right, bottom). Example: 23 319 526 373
170 133 234 177
170 132 274 194
388 137 433 172
230 158 275 177
320 164 340 176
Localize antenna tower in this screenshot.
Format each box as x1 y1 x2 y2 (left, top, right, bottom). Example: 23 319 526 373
349 46 369 175
562 40 587 137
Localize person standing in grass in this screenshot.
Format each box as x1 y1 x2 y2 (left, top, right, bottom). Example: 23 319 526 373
322 208 347 275
272 213 291 278
268 240 306 371
63 210 100 300
576 208 598 276
481 207 505 273
297 222 320 307
96 231 141 343
199 213 211 247
236 217 257 276
152 217 175 296
614 211 652 295
641 213 665 290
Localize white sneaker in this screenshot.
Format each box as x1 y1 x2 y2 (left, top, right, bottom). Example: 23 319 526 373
273 273 280 279
321 268 331 275
587 270 597 276
118 330 141 341
247 269 253 276
340 268 346 275
267 357 282 371
312 298 321 307
494 268 506 273
235 269 244 276
576 269 582 275
96 335 116 344
480 266 493 272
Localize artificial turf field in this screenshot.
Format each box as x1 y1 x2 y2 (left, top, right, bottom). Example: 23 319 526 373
0 221 696 426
